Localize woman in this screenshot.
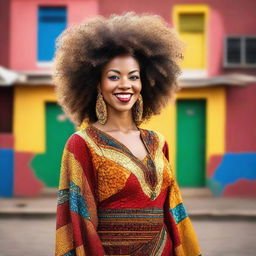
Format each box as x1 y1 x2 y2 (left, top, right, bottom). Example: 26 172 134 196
54 12 201 256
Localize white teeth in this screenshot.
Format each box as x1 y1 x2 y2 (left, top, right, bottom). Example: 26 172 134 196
115 94 132 99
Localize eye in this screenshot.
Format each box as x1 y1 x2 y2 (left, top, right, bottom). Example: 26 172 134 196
129 75 140 81
108 75 119 81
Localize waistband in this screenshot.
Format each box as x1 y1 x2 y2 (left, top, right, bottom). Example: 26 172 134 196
98 207 164 219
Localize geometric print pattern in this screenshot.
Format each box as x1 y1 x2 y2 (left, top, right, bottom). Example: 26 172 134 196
170 203 188 224
55 126 202 256
76 126 166 201
58 181 90 219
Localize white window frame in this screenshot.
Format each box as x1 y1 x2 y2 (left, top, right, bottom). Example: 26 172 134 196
224 35 256 68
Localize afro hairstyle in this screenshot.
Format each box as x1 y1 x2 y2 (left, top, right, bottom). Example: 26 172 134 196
53 12 184 126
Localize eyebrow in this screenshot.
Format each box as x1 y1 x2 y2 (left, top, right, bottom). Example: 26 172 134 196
106 69 140 75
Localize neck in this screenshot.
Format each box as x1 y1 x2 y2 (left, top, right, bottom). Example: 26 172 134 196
99 108 138 132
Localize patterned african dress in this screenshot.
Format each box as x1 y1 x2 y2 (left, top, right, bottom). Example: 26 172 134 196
55 125 201 256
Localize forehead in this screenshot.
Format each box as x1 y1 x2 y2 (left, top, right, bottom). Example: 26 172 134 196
103 55 140 72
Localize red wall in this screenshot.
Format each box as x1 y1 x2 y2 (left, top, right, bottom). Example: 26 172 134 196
9 0 98 71
0 0 11 67
226 83 256 152
99 0 256 77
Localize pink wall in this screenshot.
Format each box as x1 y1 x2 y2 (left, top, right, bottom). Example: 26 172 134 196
99 0 256 77
0 0 11 67
99 0 174 24
226 83 256 152
9 0 256 73
10 0 98 71
14 152 44 196
207 0 256 76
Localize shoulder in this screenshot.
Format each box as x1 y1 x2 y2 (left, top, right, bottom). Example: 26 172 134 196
152 130 165 143
140 127 165 141
139 128 166 148
142 129 170 159
63 129 91 154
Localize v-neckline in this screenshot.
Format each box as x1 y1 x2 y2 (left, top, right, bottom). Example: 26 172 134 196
89 125 151 162
88 125 158 192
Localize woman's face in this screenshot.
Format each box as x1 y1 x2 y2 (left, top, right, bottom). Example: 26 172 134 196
99 55 142 115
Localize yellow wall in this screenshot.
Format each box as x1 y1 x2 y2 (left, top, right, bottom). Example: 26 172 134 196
173 5 209 70
14 86 56 153
141 86 226 174
14 85 225 176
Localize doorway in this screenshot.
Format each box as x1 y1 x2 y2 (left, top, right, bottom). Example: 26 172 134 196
176 99 206 187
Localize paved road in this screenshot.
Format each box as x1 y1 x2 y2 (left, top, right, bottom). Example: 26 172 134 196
0 217 255 256
194 219 256 256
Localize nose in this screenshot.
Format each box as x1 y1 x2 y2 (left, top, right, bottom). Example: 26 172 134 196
118 77 132 90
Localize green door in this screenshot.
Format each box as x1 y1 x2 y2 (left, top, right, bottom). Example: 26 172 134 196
176 99 206 187
31 102 75 187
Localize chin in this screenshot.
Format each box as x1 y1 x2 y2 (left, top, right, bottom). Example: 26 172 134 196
110 103 135 113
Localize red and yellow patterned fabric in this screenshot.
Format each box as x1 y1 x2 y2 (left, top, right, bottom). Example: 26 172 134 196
55 125 201 256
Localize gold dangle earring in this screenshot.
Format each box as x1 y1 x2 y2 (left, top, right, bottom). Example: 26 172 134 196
133 93 143 126
96 92 108 124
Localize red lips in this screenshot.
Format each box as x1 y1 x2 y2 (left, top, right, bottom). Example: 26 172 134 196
114 93 133 102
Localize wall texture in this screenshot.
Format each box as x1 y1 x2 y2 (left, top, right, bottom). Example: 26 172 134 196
99 0 256 77
9 0 98 70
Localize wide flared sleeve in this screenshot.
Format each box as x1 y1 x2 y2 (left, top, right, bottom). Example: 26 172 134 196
55 134 105 256
162 141 202 256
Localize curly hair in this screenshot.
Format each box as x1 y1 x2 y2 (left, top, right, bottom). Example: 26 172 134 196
53 12 184 126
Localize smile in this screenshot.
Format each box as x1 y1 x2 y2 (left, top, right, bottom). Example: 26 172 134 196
114 93 133 102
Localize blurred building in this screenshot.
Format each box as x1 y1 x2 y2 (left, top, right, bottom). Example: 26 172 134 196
0 0 255 197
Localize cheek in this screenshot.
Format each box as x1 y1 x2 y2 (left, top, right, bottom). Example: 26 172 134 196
101 90 113 104
135 82 142 94
100 80 113 95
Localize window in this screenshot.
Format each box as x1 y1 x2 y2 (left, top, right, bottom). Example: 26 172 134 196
177 13 206 70
173 5 209 76
224 36 256 68
246 38 256 64
37 6 67 63
179 13 205 33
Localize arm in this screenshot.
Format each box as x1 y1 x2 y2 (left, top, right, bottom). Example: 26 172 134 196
55 134 105 256
162 141 202 256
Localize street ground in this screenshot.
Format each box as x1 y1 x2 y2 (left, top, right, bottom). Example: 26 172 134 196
0 217 255 256
1 193 256 255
